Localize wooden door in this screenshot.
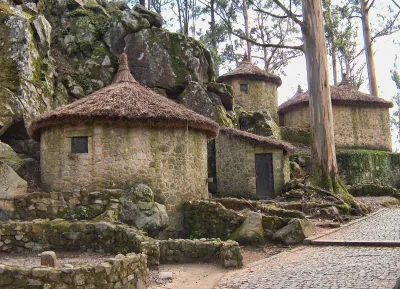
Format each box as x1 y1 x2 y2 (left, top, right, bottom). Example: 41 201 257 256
255 153 274 199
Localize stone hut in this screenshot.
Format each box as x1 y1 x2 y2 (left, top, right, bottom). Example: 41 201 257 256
217 54 282 122
278 83 393 151
215 127 294 199
29 54 219 231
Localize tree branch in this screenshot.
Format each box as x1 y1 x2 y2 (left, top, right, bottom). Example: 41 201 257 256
230 30 304 51
367 0 376 11
254 6 302 19
393 0 400 9
271 0 304 27
371 10 400 41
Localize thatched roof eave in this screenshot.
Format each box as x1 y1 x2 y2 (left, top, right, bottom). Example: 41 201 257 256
220 127 295 154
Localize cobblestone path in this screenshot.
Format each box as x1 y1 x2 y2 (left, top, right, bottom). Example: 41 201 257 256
217 209 400 289
316 209 400 242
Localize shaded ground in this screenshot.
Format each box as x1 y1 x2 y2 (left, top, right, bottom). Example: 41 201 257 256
148 245 294 289
0 251 114 267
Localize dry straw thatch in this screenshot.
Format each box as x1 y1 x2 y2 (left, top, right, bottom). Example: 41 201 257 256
29 54 220 140
278 84 393 115
220 127 295 153
216 54 282 86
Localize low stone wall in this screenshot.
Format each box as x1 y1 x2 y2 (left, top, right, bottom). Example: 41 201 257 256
291 150 400 189
0 219 243 269
159 239 242 268
13 190 122 221
0 253 148 289
183 199 301 242
0 219 160 266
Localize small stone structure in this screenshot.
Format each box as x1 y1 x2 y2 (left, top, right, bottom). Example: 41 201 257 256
278 83 393 151
217 54 282 121
0 253 149 289
215 128 294 199
28 54 219 235
0 219 242 269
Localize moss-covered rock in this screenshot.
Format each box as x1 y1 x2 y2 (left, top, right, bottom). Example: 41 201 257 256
207 82 234 111
349 184 400 198
177 81 232 126
281 126 311 145
125 27 213 95
272 218 315 245
239 110 281 139
230 211 264 244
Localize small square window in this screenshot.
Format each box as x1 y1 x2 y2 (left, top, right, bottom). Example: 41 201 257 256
240 84 249 93
71 137 88 154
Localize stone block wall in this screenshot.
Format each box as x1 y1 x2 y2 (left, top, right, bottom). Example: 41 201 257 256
0 220 160 266
280 104 392 151
215 134 290 199
159 239 243 268
226 77 278 122
0 253 149 289
13 190 121 220
40 124 209 234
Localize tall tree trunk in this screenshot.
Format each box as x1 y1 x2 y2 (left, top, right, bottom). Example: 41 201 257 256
302 0 338 189
243 0 251 61
331 46 338 86
210 0 219 76
302 0 366 215
361 0 379 96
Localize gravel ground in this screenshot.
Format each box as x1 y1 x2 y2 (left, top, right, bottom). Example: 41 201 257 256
0 251 114 268
217 246 400 289
356 196 399 212
317 208 400 241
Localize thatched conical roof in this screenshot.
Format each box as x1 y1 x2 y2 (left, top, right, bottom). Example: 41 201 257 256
29 54 220 140
216 54 282 86
220 127 295 153
278 84 393 115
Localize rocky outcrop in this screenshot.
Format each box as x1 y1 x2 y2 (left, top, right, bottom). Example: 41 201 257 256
0 162 27 219
177 81 232 126
0 1 215 144
119 184 169 237
239 110 281 139
125 28 213 95
207 82 234 111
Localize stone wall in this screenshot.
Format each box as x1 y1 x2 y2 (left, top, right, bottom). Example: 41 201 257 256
13 190 121 221
291 150 400 188
0 253 148 289
159 239 243 268
40 124 209 235
0 219 243 269
0 220 160 266
225 77 278 122
215 134 290 199
280 104 392 151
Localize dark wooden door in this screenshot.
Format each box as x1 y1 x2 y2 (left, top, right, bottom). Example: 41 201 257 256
255 153 274 199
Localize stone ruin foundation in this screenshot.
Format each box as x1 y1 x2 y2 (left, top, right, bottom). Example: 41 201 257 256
0 219 243 288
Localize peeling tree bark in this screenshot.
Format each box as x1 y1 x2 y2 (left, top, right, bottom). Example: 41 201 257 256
243 0 252 61
361 0 379 96
302 0 338 189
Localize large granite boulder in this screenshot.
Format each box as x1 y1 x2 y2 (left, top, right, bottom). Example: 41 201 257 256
239 110 281 138
272 219 316 245
0 4 54 130
125 28 213 94
0 141 23 172
231 210 264 244
178 82 232 126
119 184 169 237
207 82 234 111
0 162 27 220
